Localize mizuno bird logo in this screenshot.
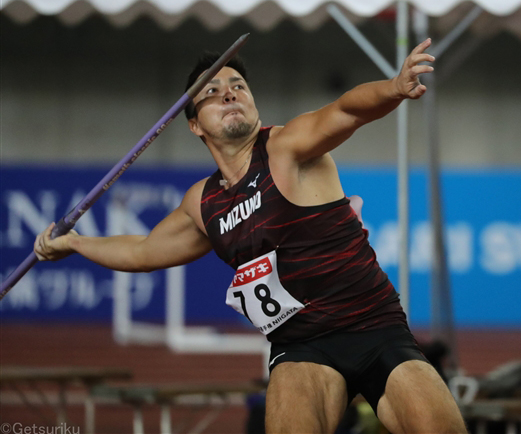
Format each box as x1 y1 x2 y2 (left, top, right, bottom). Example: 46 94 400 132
248 173 260 188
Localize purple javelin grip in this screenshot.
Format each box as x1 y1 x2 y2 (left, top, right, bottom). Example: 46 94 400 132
0 33 250 300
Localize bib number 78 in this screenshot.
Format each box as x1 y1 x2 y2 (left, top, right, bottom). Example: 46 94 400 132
226 250 304 334
233 283 282 322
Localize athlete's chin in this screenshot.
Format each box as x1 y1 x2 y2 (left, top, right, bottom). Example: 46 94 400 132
222 121 254 140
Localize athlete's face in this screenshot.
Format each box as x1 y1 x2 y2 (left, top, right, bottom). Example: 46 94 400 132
189 67 260 142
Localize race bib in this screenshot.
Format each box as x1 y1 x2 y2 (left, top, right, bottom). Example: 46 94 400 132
226 250 305 335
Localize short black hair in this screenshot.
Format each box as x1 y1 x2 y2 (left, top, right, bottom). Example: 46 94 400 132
184 52 249 120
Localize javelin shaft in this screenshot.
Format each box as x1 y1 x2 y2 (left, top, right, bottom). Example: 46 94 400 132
0 33 250 300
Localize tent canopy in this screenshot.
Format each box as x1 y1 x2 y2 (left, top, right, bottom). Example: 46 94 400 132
2 0 521 34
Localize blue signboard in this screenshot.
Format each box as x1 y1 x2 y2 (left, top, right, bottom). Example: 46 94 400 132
0 166 234 324
339 168 521 327
1 166 520 328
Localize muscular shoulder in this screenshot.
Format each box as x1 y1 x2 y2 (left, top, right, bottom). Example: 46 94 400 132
265 125 293 162
186 177 209 199
265 125 345 206
265 125 283 149
268 125 284 139
180 177 209 234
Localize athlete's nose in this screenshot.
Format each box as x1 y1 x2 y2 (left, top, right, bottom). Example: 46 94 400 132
223 88 237 103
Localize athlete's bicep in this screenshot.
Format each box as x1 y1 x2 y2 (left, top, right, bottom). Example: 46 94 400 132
137 207 212 270
136 181 212 270
269 103 360 162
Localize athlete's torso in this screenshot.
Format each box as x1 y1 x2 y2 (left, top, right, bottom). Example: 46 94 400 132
201 127 406 343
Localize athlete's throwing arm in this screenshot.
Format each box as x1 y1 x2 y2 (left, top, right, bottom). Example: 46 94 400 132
34 181 212 269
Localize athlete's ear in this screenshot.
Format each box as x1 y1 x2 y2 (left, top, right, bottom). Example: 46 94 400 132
188 118 204 138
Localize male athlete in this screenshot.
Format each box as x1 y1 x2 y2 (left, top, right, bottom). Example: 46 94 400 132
35 38 467 433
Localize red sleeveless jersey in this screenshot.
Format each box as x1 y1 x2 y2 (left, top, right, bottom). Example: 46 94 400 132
200 127 406 343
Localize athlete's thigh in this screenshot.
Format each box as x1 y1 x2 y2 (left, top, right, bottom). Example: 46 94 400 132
377 360 467 434
265 361 348 434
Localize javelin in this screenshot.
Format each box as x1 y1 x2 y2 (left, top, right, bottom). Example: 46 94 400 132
0 33 250 300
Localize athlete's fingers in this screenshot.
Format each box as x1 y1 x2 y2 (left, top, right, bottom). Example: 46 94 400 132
34 223 54 260
408 53 435 67
410 38 432 56
34 234 46 261
35 250 45 261
35 250 46 261
410 84 427 99
410 65 434 78
43 222 55 242
39 224 50 252
44 222 58 253
39 232 46 250
34 234 41 254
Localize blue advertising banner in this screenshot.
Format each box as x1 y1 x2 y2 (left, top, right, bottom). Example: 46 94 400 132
0 166 235 325
1 166 520 328
339 168 521 327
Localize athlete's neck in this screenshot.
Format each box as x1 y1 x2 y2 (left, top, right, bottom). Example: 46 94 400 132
207 122 261 188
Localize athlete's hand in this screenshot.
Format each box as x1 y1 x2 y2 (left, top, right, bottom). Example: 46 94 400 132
394 38 435 100
34 222 79 261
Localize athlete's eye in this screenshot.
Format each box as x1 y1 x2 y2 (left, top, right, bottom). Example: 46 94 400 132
207 87 218 94
234 84 244 90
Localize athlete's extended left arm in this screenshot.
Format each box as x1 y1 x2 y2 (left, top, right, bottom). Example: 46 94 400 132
274 39 434 161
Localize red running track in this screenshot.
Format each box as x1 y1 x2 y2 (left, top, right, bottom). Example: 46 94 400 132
0 325 519 433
